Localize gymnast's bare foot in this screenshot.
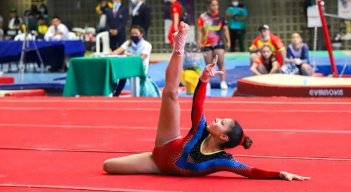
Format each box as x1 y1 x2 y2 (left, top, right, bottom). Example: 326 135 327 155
174 22 189 37
173 22 189 55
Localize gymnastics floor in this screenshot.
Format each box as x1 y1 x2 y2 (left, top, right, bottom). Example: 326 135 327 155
0 97 350 192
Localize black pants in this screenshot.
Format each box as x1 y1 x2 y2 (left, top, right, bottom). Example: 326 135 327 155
229 29 246 52
113 78 127 97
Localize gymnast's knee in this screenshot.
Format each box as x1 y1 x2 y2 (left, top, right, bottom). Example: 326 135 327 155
301 64 313 76
162 88 179 101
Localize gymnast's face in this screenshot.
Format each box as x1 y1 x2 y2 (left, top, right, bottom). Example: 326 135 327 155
261 46 272 59
291 33 302 46
207 118 233 140
208 0 219 13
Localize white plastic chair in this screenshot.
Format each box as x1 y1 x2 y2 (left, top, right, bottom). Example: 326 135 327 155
95 31 110 54
86 27 96 35
68 32 79 40
72 27 85 34
14 33 36 41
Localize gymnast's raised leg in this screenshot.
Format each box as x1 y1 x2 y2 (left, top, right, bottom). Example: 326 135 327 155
102 22 189 175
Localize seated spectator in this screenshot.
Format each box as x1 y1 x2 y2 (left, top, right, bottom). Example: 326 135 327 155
39 3 49 17
7 8 23 39
44 16 69 41
249 24 286 66
37 16 48 39
111 25 152 96
285 32 314 76
250 45 281 75
25 5 40 32
38 3 50 24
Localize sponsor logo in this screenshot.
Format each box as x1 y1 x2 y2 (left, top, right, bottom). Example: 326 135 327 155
309 89 344 96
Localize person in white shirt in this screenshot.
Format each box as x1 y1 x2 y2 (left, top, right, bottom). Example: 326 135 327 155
7 9 23 38
0 14 4 40
44 16 69 41
111 25 152 96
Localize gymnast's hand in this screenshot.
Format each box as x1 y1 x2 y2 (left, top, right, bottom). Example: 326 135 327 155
200 55 224 83
279 171 310 181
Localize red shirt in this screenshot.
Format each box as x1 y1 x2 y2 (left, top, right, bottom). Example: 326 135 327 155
197 12 227 47
170 1 182 21
254 55 277 72
249 33 285 54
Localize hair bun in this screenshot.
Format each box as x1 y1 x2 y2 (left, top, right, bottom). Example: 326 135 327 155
242 136 253 149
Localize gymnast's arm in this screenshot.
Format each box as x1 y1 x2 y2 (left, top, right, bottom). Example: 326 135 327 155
189 57 223 133
214 158 310 180
216 159 280 179
189 78 207 132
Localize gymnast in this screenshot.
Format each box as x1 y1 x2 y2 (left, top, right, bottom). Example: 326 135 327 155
103 22 310 181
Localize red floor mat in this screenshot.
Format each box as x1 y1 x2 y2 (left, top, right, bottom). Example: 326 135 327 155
0 97 350 191
0 89 45 97
0 150 350 192
0 126 350 159
0 76 14 84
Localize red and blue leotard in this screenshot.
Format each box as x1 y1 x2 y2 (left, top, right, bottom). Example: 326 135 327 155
152 80 281 178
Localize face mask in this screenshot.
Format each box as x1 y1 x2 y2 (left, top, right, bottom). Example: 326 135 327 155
113 2 121 9
131 0 137 4
131 35 141 44
232 1 239 6
39 8 45 13
262 35 270 41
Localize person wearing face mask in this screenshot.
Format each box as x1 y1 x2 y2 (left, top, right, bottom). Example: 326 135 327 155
249 24 286 68
38 4 48 16
225 0 247 52
38 4 50 24
111 25 152 97
130 0 151 40
106 0 128 50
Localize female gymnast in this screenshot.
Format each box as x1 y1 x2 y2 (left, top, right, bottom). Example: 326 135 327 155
103 22 310 181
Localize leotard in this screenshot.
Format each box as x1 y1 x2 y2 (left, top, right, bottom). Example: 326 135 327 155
152 80 280 178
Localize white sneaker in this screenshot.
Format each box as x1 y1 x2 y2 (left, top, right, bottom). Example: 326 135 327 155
220 81 228 90
206 83 211 96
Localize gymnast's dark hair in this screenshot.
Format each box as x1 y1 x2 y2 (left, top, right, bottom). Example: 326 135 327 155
221 121 253 149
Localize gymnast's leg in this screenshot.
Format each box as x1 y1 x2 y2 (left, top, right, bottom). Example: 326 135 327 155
300 63 314 76
103 22 189 174
155 22 189 147
103 152 159 174
213 48 227 86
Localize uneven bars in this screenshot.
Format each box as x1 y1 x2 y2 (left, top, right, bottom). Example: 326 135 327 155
318 0 338 77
